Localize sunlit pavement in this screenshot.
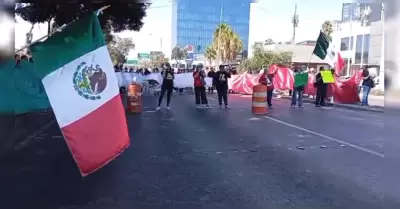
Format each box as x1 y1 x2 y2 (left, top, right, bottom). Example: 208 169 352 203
0 93 398 209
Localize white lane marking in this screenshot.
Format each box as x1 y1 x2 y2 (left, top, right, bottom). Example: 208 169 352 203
207 97 218 101
14 119 56 150
264 116 384 158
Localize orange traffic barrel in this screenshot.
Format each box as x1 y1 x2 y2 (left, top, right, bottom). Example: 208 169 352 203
127 83 142 113
252 84 268 115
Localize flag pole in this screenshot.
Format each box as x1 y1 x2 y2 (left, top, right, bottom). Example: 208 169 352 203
306 53 313 70
15 5 110 53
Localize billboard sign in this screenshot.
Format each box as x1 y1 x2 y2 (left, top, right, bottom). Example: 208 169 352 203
185 45 194 53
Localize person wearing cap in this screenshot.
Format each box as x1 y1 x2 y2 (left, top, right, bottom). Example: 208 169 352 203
156 62 174 110
193 64 211 108
215 65 231 108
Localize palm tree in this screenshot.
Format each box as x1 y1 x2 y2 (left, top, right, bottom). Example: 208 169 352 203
321 20 333 41
171 45 187 64
264 38 274 45
212 23 243 63
204 46 217 66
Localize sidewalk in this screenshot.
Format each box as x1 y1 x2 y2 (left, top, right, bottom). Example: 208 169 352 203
278 94 384 113
0 109 55 155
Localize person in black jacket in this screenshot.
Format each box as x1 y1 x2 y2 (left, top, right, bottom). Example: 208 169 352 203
156 63 174 110
315 67 328 107
215 65 231 108
207 67 217 94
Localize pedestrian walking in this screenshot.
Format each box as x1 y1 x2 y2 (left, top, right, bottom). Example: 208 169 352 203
314 67 328 107
215 65 231 108
291 67 305 108
259 69 274 109
193 64 211 109
156 63 174 110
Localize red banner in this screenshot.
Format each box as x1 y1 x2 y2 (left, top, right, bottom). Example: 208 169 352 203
228 66 361 104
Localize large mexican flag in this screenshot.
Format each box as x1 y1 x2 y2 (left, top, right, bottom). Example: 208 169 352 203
30 13 130 176
313 31 345 75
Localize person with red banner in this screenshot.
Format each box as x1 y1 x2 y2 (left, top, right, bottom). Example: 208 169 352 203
259 69 275 109
193 64 211 109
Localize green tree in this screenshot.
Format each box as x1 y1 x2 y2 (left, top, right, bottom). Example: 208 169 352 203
321 20 334 41
238 48 293 73
171 46 187 64
212 23 243 62
150 52 169 68
15 1 149 34
264 38 275 45
204 46 217 65
108 37 135 65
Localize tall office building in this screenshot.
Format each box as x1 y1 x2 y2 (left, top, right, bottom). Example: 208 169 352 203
341 1 382 23
171 0 254 60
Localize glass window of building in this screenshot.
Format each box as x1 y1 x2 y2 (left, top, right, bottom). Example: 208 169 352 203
340 37 354 51
355 34 370 65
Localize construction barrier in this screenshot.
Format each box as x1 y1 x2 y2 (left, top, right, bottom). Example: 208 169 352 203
126 83 142 113
252 84 268 115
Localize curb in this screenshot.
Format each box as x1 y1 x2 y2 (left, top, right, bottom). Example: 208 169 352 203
278 96 384 113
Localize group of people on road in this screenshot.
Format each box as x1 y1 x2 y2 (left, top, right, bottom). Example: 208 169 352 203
142 62 376 111
156 63 232 110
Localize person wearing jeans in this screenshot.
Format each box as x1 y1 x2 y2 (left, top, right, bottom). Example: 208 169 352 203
361 68 373 106
291 68 305 108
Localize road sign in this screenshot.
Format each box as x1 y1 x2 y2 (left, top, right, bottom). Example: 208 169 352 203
126 59 138 65
138 53 150 59
150 51 162 59
185 45 194 53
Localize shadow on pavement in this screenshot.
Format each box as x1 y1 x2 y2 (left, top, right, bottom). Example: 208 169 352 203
0 109 55 155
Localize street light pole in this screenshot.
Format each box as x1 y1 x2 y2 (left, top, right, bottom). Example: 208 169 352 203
215 3 223 69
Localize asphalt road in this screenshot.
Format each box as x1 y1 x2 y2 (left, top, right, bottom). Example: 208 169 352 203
0 93 398 209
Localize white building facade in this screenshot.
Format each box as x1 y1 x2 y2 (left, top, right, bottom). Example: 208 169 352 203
332 20 384 90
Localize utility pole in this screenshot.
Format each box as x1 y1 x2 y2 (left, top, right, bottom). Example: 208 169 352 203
291 4 298 44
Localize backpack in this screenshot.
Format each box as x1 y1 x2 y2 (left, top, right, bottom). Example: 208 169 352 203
370 78 376 88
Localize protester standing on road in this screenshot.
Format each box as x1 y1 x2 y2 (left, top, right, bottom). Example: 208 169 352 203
193 64 211 109
207 67 217 94
259 69 274 109
291 67 305 108
315 67 328 107
215 65 231 108
361 68 374 106
156 63 174 110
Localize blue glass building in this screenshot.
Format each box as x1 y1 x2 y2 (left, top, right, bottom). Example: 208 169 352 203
172 0 253 57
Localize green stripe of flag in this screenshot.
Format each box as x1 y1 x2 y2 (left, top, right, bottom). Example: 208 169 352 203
31 12 105 79
312 31 330 60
